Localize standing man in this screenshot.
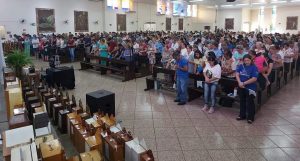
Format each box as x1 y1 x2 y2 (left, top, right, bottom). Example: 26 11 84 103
174 51 189 105
83 34 91 61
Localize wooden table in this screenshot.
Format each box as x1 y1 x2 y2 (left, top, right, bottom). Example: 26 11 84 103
35 134 55 149
40 139 64 161
104 135 124 161
85 135 102 152
8 113 30 129
80 150 103 161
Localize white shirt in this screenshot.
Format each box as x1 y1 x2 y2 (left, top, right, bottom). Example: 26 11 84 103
204 63 222 83
56 39 60 46
32 39 39 49
172 43 179 51
283 48 294 63
133 43 139 53
278 50 285 60
181 48 188 59
60 39 65 48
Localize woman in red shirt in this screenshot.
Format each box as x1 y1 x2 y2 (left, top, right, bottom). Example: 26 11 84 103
67 35 76 62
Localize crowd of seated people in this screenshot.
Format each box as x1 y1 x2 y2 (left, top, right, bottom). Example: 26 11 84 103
4 30 300 123
5 31 299 74
5 31 300 86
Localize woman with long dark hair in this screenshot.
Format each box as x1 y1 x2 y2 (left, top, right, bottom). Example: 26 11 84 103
236 54 259 124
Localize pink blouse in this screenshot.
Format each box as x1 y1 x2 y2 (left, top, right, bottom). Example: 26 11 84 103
254 55 266 73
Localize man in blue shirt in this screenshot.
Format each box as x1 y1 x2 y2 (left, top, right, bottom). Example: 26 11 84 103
174 51 189 105
155 38 164 66
209 41 223 61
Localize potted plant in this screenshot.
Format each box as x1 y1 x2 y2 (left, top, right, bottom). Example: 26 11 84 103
6 50 32 79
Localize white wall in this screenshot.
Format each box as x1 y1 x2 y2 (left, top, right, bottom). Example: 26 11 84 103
250 8 272 33
273 6 300 34
217 9 242 32
196 6 217 31
103 2 205 32
241 8 251 32
0 0 214 34
217 6 300 34
0 0 104 35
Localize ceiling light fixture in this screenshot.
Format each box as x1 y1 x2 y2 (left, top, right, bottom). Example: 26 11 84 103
189 0 203 2
271 0 287 4
252 2 266 5
221 4 234 7
236 3 249 6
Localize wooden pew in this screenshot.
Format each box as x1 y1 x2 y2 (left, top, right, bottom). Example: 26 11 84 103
268 67 280 96
58 47 85 64
80 55 135 82
284 62 292 84
146 66 265 110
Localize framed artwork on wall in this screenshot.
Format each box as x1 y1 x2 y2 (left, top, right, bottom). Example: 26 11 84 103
178 18 183 31
36 8 55 33
225 18 234 30
166 18 171 31
74 11 89 32
117 14 126 31
204 26 210 31
286 16 298 30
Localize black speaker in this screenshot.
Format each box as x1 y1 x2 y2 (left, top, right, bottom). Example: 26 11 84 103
86 90 115 116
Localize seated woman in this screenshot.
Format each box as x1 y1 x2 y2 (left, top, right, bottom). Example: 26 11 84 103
270 45 284 85
254 41 266 54
263 52 274 85
221 49 236 78
187 45 195 73
161 44 171 68
249 50 268 90
147 43 156 73
270 45 283 69
113 43 124 59
236 54 259 124
90 40 98 55
194 50 206 75
121 42 134 62
233 45 247 65
202 52 222 114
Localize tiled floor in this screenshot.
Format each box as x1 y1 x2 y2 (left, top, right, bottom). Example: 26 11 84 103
2 58 300 161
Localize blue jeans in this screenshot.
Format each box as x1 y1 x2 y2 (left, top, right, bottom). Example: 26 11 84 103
69 48 75 61
204 82 218 107
176 76 188 103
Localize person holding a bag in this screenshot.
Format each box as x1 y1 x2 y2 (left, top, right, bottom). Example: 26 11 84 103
236 54 259 124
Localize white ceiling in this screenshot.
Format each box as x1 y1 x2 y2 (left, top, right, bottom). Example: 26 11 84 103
93 0 300 8
187 0 300 8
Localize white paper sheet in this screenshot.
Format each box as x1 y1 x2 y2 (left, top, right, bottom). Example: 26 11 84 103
11 143 38 161
5 125 34 147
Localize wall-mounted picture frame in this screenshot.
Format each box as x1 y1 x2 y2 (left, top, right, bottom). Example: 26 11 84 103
225 18 234 30
74 11 89 32
286 16 298 30
36 8 55 33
